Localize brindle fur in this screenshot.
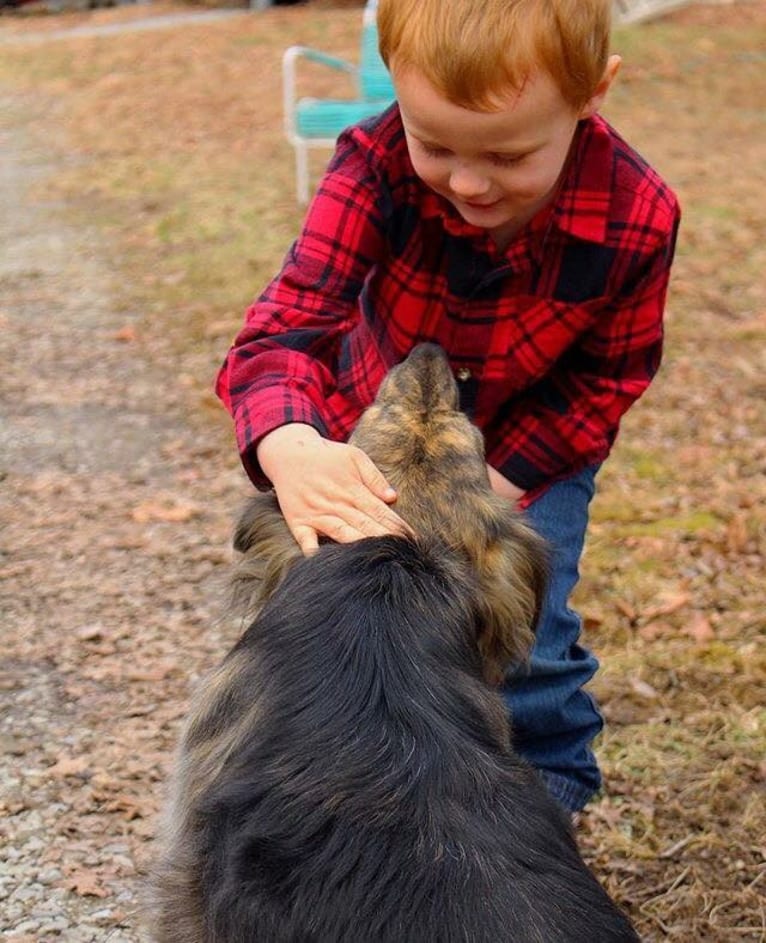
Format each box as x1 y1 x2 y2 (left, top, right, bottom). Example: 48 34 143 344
350 345 548 680
149 344 638 943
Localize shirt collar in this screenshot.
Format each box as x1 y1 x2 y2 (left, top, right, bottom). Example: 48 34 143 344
550 115 613 245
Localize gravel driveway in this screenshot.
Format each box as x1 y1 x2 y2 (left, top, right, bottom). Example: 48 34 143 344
0 95 248 941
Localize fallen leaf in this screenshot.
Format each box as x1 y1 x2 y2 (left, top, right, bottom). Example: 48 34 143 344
48 756 91 779
615 599 637 623
125 661 177 682
112 325 137 342
582 612 604 630
64 870 110 898
638 620 673 641
643 591 691 623
684 612 715 643
131 499 201 523
76 624 105 642
630 677 660 700
104 795 146 820
726 514 749 553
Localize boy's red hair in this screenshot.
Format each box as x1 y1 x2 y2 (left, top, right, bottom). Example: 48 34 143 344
377 0 612 111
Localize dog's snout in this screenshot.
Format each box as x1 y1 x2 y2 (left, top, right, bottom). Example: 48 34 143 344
406 343 451 378
407 342 448 366
399 344 459 411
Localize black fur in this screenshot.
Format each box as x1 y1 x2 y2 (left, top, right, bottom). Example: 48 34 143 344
180 536 638 942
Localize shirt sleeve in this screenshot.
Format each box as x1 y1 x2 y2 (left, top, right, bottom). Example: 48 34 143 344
215 136 386 486
490 204 681 504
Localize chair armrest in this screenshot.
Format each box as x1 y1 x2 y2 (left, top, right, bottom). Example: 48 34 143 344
283 45 359 139
284 45 357 74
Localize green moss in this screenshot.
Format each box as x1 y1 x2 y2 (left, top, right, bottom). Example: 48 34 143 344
614 510 721 539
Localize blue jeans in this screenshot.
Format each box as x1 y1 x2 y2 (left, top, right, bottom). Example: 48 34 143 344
503 465 604 813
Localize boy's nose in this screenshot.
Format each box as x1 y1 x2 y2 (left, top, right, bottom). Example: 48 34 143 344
448 163 491 200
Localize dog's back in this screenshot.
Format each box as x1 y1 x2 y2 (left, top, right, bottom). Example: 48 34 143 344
154 535 637 943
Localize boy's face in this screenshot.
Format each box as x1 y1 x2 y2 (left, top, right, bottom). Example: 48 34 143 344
394 65 590 246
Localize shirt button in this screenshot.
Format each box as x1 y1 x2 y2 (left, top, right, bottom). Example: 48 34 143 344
456 367 472 382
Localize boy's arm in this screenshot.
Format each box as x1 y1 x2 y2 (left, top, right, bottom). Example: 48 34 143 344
489 214 680 505
216 135 387 488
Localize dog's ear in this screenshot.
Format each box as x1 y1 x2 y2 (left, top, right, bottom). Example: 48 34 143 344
230 492 302 619
473 512 549 685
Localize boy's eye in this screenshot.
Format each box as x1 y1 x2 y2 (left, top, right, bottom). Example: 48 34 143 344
488 152 526 167
419 142 451 158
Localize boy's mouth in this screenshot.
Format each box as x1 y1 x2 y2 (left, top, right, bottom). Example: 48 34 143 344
462 199 502 211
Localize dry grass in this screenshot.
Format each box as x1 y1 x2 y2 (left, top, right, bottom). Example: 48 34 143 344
1 2 764 939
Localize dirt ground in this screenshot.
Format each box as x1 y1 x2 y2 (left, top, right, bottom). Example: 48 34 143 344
0 93 253 939
0 2 764 941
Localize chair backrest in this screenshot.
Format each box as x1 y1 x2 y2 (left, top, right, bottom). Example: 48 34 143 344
358 0 395 102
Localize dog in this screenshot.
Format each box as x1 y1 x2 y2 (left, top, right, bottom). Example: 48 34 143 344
150 343 639 942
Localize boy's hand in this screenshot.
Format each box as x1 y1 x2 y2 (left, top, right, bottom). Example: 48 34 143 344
486 464 525 504
257 424 409 555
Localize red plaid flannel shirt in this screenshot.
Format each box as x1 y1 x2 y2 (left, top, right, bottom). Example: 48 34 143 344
216 107 680 505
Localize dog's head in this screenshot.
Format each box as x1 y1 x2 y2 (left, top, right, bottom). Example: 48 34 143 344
350 344 547 681
233 343 547 682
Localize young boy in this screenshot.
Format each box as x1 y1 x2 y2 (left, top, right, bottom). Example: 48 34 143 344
216 0 681 813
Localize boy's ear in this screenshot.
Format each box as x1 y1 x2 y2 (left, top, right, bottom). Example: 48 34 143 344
579 54 622 120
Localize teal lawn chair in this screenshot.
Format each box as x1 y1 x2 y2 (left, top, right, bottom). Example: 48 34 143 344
282 0 395 204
